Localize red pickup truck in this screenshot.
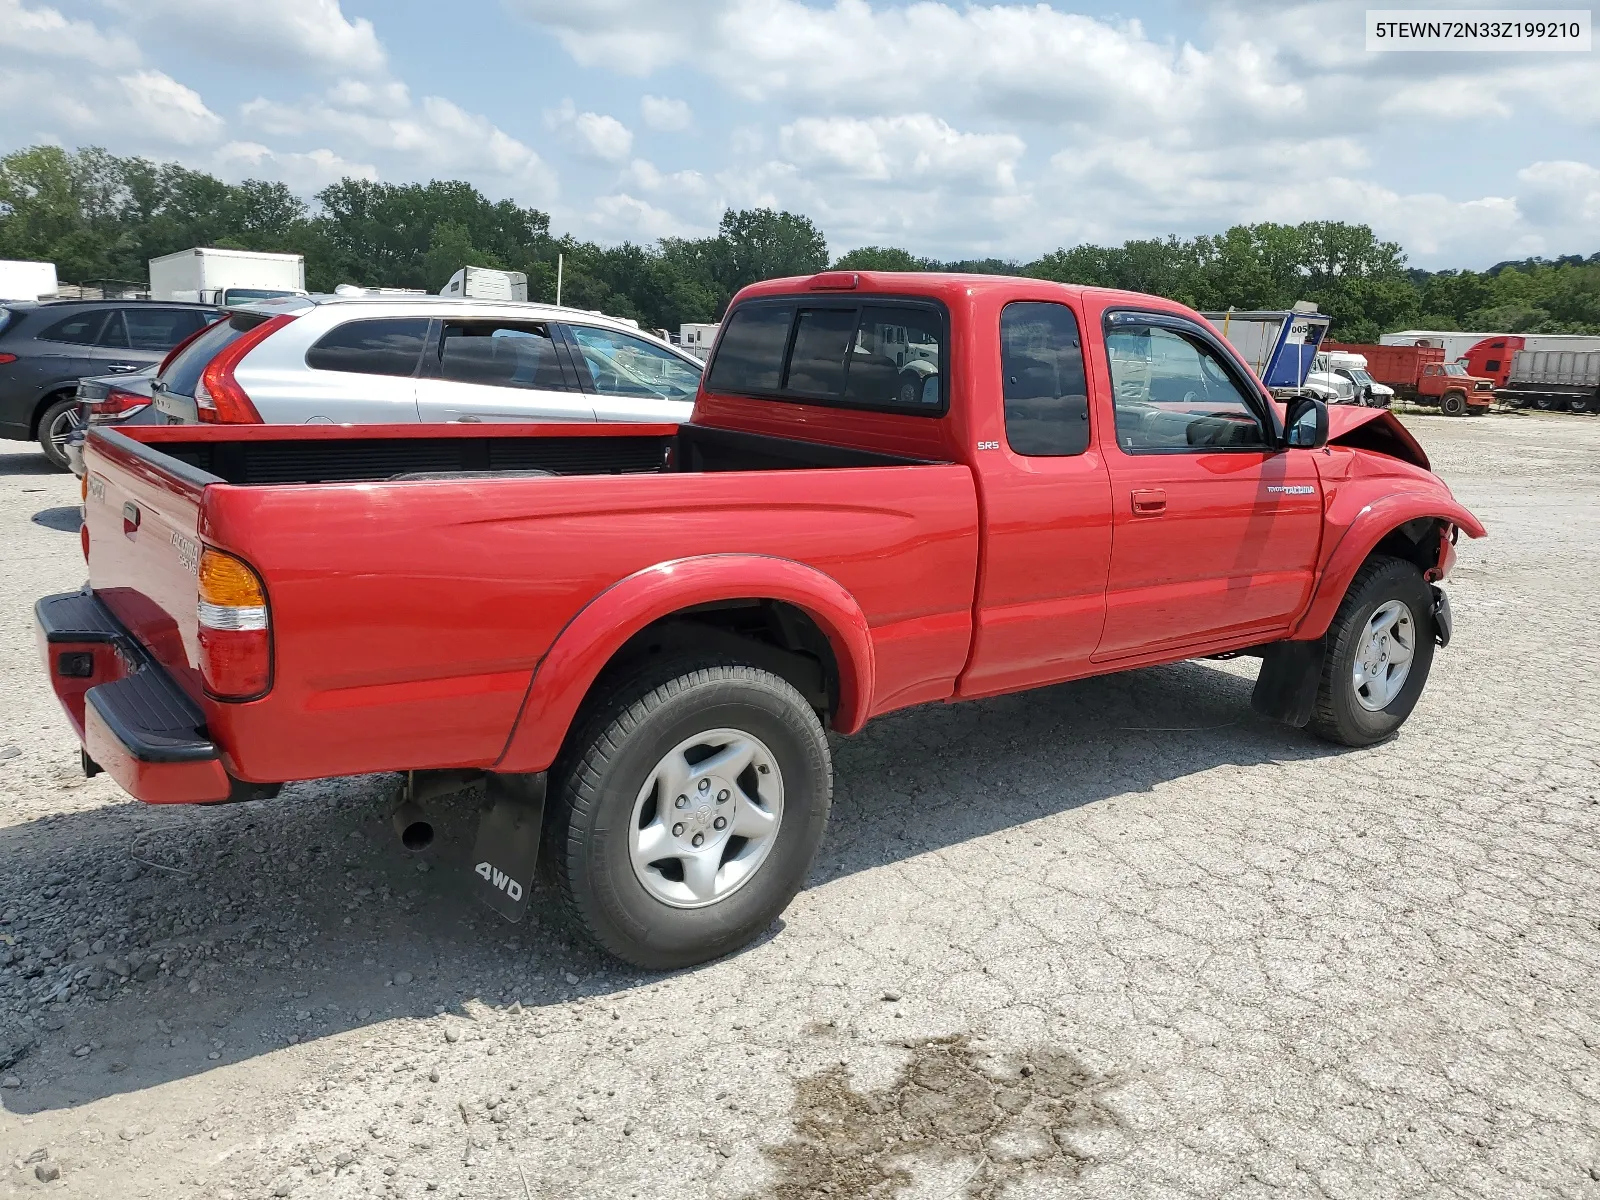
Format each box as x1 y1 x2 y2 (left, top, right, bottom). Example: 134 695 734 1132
39 272 1484 968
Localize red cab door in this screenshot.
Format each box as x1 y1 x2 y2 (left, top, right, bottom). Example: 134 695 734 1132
959 298 1114 697
1093 316 1322 661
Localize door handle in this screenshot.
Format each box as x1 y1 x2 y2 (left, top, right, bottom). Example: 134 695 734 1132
106 363 138 372
1130 488 1167 516
122 502 141 537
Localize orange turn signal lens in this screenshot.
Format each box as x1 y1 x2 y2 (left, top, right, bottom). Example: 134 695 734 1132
199 548 266 608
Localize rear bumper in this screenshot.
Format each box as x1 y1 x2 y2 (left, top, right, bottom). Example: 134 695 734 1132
36 590 240 804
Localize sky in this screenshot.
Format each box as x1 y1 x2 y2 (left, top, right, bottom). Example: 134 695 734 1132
1 0 1597 269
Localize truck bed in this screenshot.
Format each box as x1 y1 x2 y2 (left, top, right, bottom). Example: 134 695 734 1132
75 421 979 794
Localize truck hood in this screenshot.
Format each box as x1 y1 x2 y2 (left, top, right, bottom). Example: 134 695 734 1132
1325 405 1430 471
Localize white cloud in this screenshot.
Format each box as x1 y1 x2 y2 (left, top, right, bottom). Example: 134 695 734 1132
780 115 1024 189
591 192 694 239
214 141 379 190
640 94 692 132
544 99 634 162
0 64 223 149
0 0 139 66
244 85 555 199
115 71 226 146
107 0 386 74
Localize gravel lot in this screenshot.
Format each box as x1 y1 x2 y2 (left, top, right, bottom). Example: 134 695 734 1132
1 412 1597 1200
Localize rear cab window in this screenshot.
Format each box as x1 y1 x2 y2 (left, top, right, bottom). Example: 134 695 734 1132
706 298 947 415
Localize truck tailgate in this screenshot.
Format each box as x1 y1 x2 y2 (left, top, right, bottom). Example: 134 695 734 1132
81 427 209 697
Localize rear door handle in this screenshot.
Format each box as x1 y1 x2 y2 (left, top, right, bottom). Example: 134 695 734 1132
122 502 141 537
105 363 139 372
1131 488 1167 516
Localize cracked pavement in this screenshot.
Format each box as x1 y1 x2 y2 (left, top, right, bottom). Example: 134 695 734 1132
0 411 1597 1199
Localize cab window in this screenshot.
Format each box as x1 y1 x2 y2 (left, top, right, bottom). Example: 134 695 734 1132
1000 301 1090 456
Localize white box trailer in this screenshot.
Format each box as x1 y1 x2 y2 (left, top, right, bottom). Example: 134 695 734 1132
148 248 305 306
1498 348 1600 413
679 323 719 361
440 266 528 302
0 260 58 301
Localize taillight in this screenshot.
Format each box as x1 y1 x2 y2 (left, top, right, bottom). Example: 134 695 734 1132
0 352 17 365
197 547 272 699
195 313 293 424
87 387 149 422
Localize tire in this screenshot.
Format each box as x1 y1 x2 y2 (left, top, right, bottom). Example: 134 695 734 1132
548 659 833 969
36 396 79 471
1309 556 1437 747
1439 391 1467 417
1571 396 1598 415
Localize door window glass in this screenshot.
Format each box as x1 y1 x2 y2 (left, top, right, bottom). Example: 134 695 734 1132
845 305 944 408
1001 301 1090 456
126 308 206 351
38 310 108 345
1106 325 1266 451
438 321 566 390
98 311 130 348
567 325 700 400
307 318 431 378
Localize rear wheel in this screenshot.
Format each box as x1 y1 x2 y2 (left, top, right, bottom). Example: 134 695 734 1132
548 659 832 969
36 396 79 471
1310 556 1437 747
1571 396 1598 415
1439 391 1467 417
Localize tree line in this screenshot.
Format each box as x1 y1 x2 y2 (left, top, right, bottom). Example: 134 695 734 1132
3 144 1598 342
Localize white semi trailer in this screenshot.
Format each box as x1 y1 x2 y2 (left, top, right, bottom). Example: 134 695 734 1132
148 248 306 306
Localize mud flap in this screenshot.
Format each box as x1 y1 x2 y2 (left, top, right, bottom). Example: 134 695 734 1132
1430 586 1452 648
1250 638 1325 728
469 773 546 923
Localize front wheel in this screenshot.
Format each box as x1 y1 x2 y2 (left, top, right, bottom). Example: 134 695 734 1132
548 660 833 969
1310 556 1437 747
1439 391 1467 417
37 396 79 471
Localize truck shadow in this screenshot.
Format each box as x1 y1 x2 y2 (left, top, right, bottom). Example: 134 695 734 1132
0 658 1352 1114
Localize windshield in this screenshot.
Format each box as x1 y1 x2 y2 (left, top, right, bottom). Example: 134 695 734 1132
1348 369 1374 385
1443 362 1467 375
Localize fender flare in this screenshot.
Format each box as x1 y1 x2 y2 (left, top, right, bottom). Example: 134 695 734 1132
494 554 875 775
1291 492 1486 641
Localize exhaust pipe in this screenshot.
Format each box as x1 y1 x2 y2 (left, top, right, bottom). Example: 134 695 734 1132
392 799 434 852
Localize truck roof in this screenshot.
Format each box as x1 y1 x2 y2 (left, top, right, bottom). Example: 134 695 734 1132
734 270 1195 317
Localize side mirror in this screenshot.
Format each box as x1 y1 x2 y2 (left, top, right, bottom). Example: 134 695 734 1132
1284 393 1329 449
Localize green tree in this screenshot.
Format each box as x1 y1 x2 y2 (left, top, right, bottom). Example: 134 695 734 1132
832 245 933 271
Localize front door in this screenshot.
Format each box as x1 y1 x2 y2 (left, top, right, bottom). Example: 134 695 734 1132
415 318 595 423
1095 320 1322 661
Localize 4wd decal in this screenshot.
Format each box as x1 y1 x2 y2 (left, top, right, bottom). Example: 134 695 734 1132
475 860 523 902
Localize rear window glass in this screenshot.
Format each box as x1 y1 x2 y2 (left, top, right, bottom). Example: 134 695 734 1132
159 313 259 397
39 310 108 345
306 318 430 377
707 304 793 394
707 298 946 414
784 308 858 397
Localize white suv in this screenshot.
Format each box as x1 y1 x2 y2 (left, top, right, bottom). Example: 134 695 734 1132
150 295 703 427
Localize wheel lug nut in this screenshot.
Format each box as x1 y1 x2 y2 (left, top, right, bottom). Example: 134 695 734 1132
717 790 730 802
692 833 704 847
758 765 769 774
698 779 710 792
714 817 727 831
675 795 687 808
672 823 684 837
